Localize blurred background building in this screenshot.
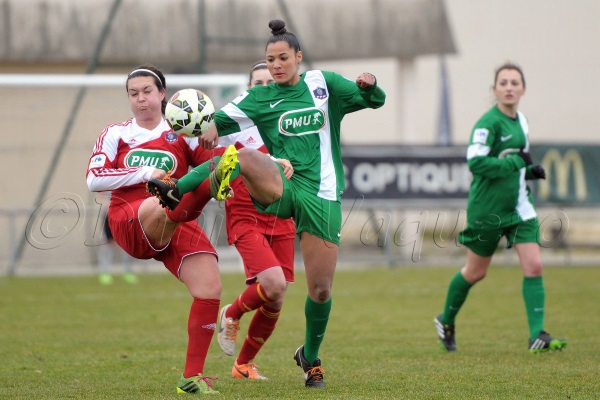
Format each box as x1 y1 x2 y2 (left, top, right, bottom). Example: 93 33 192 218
1 0 598 274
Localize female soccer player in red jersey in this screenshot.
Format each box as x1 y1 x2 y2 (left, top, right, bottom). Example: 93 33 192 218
214 61 296 381
86 65 236 395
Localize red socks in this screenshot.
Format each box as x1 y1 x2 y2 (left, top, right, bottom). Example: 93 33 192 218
227 283 271 320
237 305 281 364
166 180 212 223
184 298 219 378
226 283 280 365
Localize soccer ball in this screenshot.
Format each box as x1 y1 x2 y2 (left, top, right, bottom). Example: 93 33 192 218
165 89 215 137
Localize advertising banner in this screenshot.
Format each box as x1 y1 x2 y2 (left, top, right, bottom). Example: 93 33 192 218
341 145 600 205
532 145 600 206
342 146 470 202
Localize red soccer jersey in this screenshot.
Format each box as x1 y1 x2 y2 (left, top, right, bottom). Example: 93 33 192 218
86 118 212 210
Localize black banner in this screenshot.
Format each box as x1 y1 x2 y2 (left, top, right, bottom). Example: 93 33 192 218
342 146 470 201
341 144 600 205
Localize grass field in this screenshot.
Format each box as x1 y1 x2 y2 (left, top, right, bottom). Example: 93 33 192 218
1 266 598 399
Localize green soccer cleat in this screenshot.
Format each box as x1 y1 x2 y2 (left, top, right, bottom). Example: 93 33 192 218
529 330 568 354
176 373 219 395
98 273 114 285
209 145 238 201
122 272 139 285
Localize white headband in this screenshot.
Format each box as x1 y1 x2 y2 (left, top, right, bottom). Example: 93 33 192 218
251 63 267 71
128 68 161 83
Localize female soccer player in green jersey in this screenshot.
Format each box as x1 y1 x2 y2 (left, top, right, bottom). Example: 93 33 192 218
148 19 385 388
434 62 567 354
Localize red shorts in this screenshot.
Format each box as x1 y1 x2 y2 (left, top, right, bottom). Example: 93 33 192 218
108 199 217 278
233 229 296 285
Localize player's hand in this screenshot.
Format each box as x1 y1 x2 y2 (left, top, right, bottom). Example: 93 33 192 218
356 73 376 88
517 147 533 166
276 158 294 179
150 169 167 180
199 123 218 149
531 165 546 179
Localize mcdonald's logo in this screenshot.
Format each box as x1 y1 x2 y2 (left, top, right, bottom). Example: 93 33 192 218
538 149 587 201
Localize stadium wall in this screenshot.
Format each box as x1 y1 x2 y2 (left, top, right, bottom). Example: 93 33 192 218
1 0 599 272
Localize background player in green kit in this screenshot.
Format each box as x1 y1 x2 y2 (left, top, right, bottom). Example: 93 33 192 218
148 19 385 387
434 62 567 354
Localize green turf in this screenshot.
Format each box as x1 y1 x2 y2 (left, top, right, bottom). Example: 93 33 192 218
0 266 598 399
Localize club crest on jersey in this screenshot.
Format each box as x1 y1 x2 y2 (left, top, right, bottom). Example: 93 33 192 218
165 132 178 143
313 87 328 100
125 149 177 173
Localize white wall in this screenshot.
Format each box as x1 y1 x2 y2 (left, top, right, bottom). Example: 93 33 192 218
317 0 600 145
440 0 600 145
2 0 599 270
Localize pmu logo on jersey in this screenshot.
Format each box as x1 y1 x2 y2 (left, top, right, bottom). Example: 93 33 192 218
125 149 177 172
279 107 326 136
313 87 328 99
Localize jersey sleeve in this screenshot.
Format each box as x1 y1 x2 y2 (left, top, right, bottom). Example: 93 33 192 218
214 90 257 137
323 71 386 114
86 126 154 192
466 118 525 178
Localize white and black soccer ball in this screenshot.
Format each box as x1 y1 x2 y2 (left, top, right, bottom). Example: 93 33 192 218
165 89 215 137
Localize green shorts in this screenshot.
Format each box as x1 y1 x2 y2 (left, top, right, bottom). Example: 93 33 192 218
459 217 540 257
251 164 342 245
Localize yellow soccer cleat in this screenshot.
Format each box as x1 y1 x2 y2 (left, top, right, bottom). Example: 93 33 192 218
176 373 219 395
209 145 238 201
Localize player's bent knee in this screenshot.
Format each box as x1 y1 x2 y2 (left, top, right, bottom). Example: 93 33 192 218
188 284 222 300
309 287 331 303
264 282 287 301
259 272 288 300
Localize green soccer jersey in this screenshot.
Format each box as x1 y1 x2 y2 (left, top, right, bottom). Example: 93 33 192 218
465 105 537 227
214 70 386 201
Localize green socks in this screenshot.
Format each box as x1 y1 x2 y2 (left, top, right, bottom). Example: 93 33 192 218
441 271 473 325
523 276 545 340
176 156 240 194
441 272 545 340
303 296 332 364
177 156 220 194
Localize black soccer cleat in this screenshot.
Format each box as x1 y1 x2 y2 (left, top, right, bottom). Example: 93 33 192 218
146 174 181 210
529 330 567 354
293 345 325 388
434 314 457 352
